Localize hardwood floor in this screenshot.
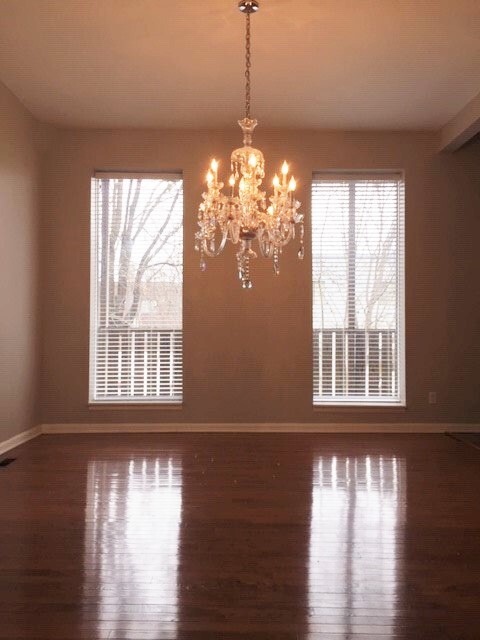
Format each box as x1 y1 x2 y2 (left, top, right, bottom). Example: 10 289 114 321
0 433 479 639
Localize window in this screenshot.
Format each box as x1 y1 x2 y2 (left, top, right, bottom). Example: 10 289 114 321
312 173 405 405
90 173 183 403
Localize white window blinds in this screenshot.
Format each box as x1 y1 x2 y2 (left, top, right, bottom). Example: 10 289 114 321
90 174 183 403
312 173 405 405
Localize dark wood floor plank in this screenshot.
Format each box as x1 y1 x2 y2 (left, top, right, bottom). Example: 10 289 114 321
0 432 479 638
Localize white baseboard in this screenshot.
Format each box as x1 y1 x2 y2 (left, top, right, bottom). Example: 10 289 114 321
40 422 480 434
0 425 42 455
2 424 478 452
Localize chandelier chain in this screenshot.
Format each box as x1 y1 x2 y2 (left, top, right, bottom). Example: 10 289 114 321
245 12 251 119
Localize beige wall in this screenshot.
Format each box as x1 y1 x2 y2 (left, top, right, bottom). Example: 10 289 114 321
40 128 480 425
0 82 42 440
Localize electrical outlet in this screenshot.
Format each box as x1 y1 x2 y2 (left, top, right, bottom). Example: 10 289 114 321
428 391 437 405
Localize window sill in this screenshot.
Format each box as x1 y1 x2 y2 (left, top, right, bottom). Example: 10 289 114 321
313 402 406 410
88 402 183 411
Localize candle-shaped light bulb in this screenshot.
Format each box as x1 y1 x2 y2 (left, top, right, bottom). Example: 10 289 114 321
281 161 289 176
239 177 245 192
206 170 214 185
273 174 280 188
229 174 235 187
248 153 257 168
288 176 297 191
211 159 219 172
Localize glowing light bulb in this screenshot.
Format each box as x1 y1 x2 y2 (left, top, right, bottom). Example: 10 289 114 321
281 161 289 176
288 177 297 191
239 177 245 191
273 174 280 188
229 174 235 187
267 205 274 215
211 159 219 172
248 153 257 168
206 170 214 185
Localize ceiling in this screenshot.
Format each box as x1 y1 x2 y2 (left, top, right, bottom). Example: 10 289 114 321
0 0 479 130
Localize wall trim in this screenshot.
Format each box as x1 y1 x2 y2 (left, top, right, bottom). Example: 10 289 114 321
40 422 480 434
1 424 478 452
0 425 42 455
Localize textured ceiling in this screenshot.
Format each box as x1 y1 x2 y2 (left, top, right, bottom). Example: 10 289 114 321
0 0 479 129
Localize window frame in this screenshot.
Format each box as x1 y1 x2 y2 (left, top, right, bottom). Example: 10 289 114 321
89 171 184 406
311 170 406 408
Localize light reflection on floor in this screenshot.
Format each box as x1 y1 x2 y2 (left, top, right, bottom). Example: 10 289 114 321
84 456 182 638
308 455 406 638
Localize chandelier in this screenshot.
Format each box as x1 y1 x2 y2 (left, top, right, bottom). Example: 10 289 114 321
195 0 304 289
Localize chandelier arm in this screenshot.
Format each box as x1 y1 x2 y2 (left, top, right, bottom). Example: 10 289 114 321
201 229 228 257
257 233 267 258
259 243 274 259
270 225 294 248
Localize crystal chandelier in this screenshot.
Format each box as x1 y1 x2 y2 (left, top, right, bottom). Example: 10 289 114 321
195 0 304 289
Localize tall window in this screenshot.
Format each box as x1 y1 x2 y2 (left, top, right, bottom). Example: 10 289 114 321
312 173 405 405
90 173 183 403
